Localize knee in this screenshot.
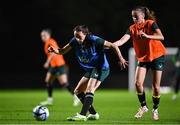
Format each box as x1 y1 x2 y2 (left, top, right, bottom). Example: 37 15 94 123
59 79 68 85
45 80 49 86
86 85 94 93
153 84 160 93
61 82 69 87
135 80 143 88
45 79 48 83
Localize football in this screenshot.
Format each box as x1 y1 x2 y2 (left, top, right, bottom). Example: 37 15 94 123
32 105 49 121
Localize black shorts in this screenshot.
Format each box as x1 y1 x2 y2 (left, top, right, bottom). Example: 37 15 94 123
48 65 67 76
138 56 165 71
84 68 110 82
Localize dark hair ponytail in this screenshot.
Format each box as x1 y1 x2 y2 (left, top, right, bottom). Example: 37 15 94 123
144 7 156 21
73 25 91 35
133 6 156 21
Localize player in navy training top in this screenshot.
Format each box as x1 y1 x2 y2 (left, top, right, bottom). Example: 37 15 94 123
49 25 128 121
69 34 109 71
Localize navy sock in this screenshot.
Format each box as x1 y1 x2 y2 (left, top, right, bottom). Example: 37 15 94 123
152 96 160 109
137 92 147 107
47 83 53 97
80 92 94 116
77 92 96 114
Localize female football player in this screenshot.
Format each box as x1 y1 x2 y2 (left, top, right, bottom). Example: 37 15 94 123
114 6 166 120
49 25 128 121
40 29 80 106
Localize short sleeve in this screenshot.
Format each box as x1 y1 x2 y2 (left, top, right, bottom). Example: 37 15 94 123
126 28 131 35
152 22 159 32
91 35 105 48
96 37 105 48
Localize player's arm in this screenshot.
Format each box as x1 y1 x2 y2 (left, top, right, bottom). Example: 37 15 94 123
113 28 131 47
44 53 55 68
104 41 128 69
46 53 54 63
139 23 164 40
48 43 72 55
113 34 131 47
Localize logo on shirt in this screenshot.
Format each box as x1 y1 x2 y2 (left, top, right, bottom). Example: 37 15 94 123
94 73 99 77
158 64 163 69
79 56 90 63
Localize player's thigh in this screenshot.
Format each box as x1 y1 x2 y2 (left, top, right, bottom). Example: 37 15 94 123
57 74 68 85
86 78 101 93
85 68 109 93
151 56 165 86
135 66 147 85
74 77 89 94
45 72 56 84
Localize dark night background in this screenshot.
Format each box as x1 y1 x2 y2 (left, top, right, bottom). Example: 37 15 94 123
0 0 179 89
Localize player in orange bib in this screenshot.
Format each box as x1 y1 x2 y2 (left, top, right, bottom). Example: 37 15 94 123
114 6 166 120
40 29 80 106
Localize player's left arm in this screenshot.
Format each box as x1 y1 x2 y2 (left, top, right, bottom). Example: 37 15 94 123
104 41 128 69
44 53 55 68
139 23 164 40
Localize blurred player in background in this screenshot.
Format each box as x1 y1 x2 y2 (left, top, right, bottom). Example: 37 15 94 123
114 6 166 120
172 48 180 100
40 29 80 106
49 25 128 121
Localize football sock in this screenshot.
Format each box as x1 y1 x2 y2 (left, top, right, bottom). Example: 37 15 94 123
47 83 53 97
80 92 94 116
137 92 147 107
152 95 160 109
77 92 97 114
62 83 74 95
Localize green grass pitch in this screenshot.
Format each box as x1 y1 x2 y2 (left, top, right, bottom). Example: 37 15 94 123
0 89 180 124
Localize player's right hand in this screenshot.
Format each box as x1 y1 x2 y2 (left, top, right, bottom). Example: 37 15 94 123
119 58 128 70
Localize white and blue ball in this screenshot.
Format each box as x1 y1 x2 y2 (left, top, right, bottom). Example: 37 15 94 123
33 105 49 121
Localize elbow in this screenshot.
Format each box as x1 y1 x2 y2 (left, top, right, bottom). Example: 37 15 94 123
161 35 164 41
158 34 164 41
111 44 118 50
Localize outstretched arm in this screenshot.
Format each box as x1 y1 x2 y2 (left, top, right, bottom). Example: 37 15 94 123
48 43 72 55
104 41 128 69
113 34 130 47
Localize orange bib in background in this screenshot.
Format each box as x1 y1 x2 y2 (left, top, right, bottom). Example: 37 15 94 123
44 38 66 67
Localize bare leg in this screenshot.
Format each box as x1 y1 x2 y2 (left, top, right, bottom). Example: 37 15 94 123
135 66 147 107
134 66 148 119
45 72 56 98
152 70 162 109
151 70 162 120
57 74 74 94
135 66 147 93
